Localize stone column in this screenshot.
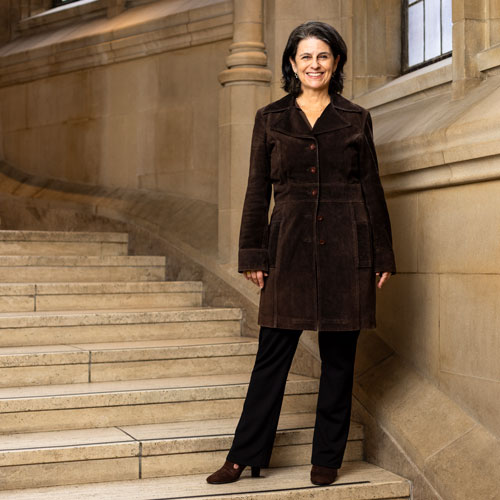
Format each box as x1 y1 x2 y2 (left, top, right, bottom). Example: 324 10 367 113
452 0 488 99
218 0 272 265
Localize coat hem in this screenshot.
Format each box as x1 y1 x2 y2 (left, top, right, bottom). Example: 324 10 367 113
257 315 376 332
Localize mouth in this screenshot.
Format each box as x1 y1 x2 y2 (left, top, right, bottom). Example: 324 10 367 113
306 72 324 78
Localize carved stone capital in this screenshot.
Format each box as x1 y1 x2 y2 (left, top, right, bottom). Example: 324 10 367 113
218 66 272 85
219 0 270 86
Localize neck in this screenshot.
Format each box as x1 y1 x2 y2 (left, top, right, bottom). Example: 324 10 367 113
296 88 331 107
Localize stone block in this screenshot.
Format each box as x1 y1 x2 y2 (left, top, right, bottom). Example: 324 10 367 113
439 369 500 438
417 181 500 273
354 330 393 379
36 291 201 311
356 355 476 469
386 193 418 273
100 57 159 116
0 364 88 388
274 0 341 21
376 273 440 379
440 274 500 380
0 84 27 132
26 72 92 128
90 355 256 382
2 458 138 490
423 426 500 500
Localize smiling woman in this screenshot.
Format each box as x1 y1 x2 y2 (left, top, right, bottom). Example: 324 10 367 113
206 20 396 488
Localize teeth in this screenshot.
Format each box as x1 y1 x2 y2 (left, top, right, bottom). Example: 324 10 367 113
307 73 322 76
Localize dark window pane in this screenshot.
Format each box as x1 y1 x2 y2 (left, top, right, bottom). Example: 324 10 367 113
53 0 81 7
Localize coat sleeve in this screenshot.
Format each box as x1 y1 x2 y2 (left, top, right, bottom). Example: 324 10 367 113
359 110 397 275
238 108 272 273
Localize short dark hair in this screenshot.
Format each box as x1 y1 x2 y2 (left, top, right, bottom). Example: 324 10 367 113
281 21 347 96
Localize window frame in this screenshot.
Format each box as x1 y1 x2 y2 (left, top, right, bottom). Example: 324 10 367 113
401 0 452 74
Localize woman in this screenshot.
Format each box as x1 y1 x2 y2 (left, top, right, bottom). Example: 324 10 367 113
207 21 395 486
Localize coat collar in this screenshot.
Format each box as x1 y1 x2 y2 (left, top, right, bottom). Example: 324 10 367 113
265 93 361 138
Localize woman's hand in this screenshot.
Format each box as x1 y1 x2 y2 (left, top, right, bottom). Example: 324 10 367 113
244 270 269 289
376 271 392 289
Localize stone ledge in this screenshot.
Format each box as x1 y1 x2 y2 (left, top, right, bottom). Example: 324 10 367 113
0 0 232 87
476 42 500 72
353 58 452 111
383 153 500 196
18 0 106 34
369 69 500 181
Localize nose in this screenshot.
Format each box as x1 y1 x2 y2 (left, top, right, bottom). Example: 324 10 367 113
311 56 321 68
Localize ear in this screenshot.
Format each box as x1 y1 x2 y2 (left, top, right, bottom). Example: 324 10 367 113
332 54 341 72
289 56 297 74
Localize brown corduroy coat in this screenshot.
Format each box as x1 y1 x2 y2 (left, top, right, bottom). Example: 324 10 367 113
238 92 396 331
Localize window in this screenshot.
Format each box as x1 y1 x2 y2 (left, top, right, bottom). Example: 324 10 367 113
53 0 82 7
403 0 452 72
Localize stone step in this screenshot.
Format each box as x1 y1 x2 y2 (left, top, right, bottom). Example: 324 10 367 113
0 414 365 490
0 336 258 387
0 462 411 499
0 373 318 434
0 230 128 256
0 281 203 313
0 307 242 346
0 255 165 283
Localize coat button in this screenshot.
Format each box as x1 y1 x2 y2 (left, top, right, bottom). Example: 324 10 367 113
309 143 316 150
309 166 317 173
319 239 326 245
317 215 323 221
311 189 318 196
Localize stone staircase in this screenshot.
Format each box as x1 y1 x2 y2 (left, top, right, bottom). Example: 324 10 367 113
0 230 411 499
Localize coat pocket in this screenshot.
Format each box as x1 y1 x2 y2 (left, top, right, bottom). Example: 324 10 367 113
268 220 281 268
356 221 373 267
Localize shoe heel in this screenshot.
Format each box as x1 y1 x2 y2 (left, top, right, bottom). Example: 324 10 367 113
251 466 261 477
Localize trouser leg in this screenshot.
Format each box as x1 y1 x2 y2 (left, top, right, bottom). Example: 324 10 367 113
226 325 302 467
311 329 360 468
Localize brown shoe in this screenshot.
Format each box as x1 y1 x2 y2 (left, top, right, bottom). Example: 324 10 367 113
206 460 260 484
310 464 338 485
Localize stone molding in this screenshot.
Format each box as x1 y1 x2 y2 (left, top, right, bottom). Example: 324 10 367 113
353 58 452 111
0 1 233 88
218 0 271 86
382 153 500 196
17 0 106 34
476 42 500 72
355 57 500 195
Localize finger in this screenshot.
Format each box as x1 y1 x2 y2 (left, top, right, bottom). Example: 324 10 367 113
378 275 388 289
251 271 259 287
257 271 264 288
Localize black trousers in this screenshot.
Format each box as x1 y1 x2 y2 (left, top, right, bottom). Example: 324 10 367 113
226 325 360 469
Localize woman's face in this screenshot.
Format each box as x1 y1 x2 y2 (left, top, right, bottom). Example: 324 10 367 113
290 37 340 93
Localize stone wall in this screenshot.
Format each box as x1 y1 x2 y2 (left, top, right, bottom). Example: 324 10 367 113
0 0 231 205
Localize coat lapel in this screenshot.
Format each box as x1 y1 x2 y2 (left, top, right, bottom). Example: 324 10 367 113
270 93 352 138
